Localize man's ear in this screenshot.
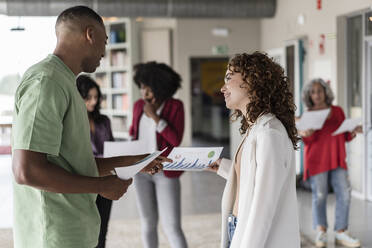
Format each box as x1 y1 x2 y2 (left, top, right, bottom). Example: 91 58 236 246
85 25 95 44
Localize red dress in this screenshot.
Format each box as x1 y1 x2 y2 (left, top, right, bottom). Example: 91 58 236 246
302 105 354 180
129 98 184 178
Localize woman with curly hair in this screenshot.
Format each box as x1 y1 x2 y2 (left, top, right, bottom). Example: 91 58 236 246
208 52 300 248
299 78 362 248
129 61 187 248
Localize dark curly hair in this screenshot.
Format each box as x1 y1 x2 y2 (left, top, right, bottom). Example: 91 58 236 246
76 75 104 123
133 61 181 103
229 52 300 150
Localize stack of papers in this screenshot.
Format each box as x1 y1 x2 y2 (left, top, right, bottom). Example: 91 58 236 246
163 147 223 171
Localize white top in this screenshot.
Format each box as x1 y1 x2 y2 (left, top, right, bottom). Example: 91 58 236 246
138 103 167 153
217 113 300 248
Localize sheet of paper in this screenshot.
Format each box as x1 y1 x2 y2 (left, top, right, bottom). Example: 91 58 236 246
332 118 362 136
114 148 167 180
104 140 153 157
296 109 330 131
163 147 223 171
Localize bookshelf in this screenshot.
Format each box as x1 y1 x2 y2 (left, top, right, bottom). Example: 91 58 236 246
92 18 135 140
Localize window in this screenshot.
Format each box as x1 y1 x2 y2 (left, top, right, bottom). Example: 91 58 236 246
365 11 372 36
0 16 56 116
346 15 363 115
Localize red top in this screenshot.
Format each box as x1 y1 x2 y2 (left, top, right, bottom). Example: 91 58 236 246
302 105 354 180
129 98 184 178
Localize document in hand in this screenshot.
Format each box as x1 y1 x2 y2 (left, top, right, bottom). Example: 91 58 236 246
296 108 330 131
104 140 154 157
332 118 362 136
113 148 167 180
163 147 223 171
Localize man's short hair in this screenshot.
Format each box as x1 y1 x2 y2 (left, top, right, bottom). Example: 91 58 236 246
56 5 103 27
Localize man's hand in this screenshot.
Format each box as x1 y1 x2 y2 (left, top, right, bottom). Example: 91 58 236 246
98 176 133 200
206 158 222 173
141 156 172 175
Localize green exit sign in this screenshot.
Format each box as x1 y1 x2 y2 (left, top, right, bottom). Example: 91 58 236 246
212 45 228 55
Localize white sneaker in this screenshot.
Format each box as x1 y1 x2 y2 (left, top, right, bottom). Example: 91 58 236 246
315 231 327 247
335 231 361 247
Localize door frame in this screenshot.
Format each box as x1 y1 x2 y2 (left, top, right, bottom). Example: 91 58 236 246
365 39 372 201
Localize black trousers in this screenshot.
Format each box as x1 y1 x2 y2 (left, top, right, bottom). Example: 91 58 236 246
96 195 113 248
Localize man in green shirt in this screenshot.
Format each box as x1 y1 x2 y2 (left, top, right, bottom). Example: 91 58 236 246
12 6 167 248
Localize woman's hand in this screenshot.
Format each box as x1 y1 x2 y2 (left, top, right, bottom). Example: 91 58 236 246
143 99 158 120
206 158 222 173
350 125 363 139
141 156 172 175
299 129 315 137
353 125 363 134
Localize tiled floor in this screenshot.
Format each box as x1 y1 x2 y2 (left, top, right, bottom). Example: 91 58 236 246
298 188 372 247
0 155 12 229
2 150 372 247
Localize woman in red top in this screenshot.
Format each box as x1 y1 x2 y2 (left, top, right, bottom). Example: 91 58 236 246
299 78 362 248
129 61 187 248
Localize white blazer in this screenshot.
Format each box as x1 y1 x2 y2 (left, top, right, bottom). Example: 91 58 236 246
217 113 300 248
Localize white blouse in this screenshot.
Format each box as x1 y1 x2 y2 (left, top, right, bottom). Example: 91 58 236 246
138 103 167 152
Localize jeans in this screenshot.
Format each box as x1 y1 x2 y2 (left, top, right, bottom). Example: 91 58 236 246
309 167 351 231
227 214 238 247
95 195 113 248
134 172 187 248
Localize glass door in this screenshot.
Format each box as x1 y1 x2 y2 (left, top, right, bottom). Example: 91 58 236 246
366 40 372 201
346 15 364 196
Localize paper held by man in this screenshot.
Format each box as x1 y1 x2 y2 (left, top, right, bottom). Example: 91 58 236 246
104 140 166 180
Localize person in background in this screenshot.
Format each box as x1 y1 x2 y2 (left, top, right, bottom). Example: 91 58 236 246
208 52 300 248
77 75 113 248
129 61 188 248
299 78 362 248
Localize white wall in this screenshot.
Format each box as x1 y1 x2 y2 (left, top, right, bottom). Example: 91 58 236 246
260 0 372 195
260 0 372 102
174 18 261 155
139 18 261 155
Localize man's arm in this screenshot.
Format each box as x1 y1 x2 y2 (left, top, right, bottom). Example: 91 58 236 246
12 149 131 200
95 155 147 176
95 155 171 176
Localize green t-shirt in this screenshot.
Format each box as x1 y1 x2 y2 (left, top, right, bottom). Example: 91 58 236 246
12 54 100 248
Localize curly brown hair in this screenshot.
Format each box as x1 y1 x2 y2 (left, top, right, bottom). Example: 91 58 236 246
229 52 300 150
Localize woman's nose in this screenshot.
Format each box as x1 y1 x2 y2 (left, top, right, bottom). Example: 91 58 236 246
221 84 226 93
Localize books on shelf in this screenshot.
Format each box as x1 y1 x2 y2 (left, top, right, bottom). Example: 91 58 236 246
111 50 128 67
112 72 126 88
92 18 131 140
122 94 129 111
112 94 129 111
109 28 126 43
